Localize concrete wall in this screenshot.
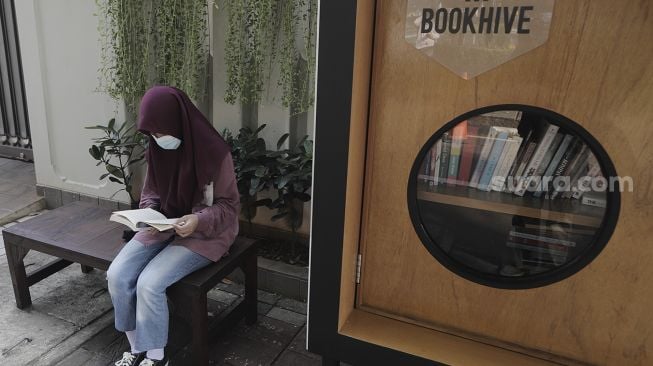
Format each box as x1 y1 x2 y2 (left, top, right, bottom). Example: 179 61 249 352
15 0 129 202
15 1 313 234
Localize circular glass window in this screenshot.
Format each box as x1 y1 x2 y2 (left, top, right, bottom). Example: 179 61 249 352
407 105 620 289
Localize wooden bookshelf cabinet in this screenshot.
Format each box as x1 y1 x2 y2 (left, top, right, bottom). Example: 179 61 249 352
308 1 653 365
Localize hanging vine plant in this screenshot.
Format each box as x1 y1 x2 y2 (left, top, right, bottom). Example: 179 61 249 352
96 0 210 111
96 0 150 113
224 0 317 114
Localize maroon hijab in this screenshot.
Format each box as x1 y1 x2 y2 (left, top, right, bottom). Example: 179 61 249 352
137 86 231 218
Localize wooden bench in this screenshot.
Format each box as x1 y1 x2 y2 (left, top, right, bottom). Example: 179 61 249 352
1 201 258 366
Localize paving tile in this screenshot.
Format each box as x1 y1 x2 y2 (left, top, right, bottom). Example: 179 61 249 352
258 301 273 315
209 334 283 366
266 272 301 300
207 288 240 305
287 325 316 358
273 349 321 366
266 307 307 327
276 298 307 315
54 347 95 366
81 323 123 353
232 315 300 348
258 289 282 305
0 306 77 365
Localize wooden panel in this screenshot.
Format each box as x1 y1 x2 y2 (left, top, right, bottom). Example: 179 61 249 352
340 309 561 366
338 0 376 330
357 0 653 364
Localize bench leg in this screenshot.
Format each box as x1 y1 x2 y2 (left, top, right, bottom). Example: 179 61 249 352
4 242 32 309
243 253 258 325
190 293 209 366
81 264 93 273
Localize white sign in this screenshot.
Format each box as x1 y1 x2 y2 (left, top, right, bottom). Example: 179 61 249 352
405 0 555 79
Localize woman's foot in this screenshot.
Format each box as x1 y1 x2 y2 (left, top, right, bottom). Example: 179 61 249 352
139 355 169 366
114 351 145 366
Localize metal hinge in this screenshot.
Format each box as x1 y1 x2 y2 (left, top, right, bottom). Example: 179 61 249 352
355 254 362 284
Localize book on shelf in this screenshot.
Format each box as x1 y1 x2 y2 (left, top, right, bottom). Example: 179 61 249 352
468 115 521 188
447 121 468 185
490 134 523 191
550 143 589 200
110 208 178 232
581 192 607 208
520 250 567 267
478 127 517 191
438 132 452 186
429 140 442 186
515 216 597 236
571 153 601 199
507 242 569 257
533 134 575 198
423 147 431 183
526 132 564 193
514 120 561 196
545 137 583 199
509 228 577 247
457 125 480 185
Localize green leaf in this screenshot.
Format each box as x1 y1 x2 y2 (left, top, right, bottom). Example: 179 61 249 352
89 145 102 160
109 176 122 184
277 133 289 150
254 166 267 177
106 164 124 178
107 118 116 132
99 173 110 180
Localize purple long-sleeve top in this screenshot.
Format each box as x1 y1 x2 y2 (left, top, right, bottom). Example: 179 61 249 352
132 152 240 262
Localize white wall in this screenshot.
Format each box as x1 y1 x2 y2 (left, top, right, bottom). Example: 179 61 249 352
15 0 129 202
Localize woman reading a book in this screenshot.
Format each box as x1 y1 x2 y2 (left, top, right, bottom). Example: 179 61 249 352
106 86 240 366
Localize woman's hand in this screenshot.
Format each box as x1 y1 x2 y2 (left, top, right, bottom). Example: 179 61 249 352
173 214 199 238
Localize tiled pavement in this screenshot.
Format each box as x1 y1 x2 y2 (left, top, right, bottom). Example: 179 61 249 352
0 158 44 225
0 212 324 366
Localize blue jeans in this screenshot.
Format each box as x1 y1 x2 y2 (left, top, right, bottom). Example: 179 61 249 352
106 239 212 351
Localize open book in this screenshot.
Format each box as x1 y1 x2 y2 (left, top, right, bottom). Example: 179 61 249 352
110 208 179 232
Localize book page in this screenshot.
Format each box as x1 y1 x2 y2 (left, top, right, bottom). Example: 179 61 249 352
112 208 167 225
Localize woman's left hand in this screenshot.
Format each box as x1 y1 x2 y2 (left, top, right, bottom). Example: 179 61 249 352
173 214 199 237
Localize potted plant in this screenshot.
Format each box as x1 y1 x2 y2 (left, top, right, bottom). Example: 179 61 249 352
87 118 147 240
267 134 312 260
222 124 273 234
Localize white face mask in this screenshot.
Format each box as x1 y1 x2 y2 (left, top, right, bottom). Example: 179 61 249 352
152 134 182 150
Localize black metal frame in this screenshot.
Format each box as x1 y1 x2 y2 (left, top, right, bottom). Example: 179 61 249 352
307 1 441 365
406 105 621 289
0 0 32 161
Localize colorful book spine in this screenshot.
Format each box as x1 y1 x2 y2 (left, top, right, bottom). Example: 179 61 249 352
514 122 560 196
562 148 591 199
534 134 574 198
572 154 601 199
447 122 467 185
422 147 431 183
491 135 523 191
469 128 500 188
457 125 479 185
582 192 607 208
550 144 588 200
478 129 511 191
430 139 442 186
526 132 564 193
438 132 451 184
